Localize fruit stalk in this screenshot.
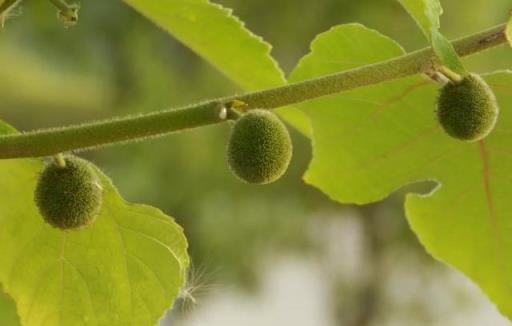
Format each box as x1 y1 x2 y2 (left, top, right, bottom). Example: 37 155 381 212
0 23 507 159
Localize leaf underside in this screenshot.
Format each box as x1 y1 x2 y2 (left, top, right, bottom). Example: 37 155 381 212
290 23 512 318
0 123 189 326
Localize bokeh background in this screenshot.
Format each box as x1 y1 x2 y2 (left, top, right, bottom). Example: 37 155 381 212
1 0 511 325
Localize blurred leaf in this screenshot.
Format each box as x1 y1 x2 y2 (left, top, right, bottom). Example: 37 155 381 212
0 290 20 326
0 124 189 325
0 44 112 115
398 0 465 74
290 23 512 318
431 29 466 75
122 0 311 135
0 0 17 14
397 0 441 38
506 16 512 46
0 0 20 27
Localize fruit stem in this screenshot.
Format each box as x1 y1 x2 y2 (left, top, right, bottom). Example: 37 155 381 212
439 66 463 83
0 23 507 159
54 154 67 168
226 108 243 120
425 70 450 84
225 100 248 120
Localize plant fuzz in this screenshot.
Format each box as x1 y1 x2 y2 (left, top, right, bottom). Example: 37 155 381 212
437 73 499 141
35 155 102 230
227 109 292 184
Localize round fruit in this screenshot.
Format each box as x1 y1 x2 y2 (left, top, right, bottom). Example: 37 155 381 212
35 155 102 230
437 73 498 141
227 109 292 184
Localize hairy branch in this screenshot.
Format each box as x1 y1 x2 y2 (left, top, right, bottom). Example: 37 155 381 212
0 23 507 159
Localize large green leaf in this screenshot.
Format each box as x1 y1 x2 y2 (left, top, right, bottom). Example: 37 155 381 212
406 72 512 318
0 124 189 325
122 0 311 135
397 0 441 38
123 0 280 90
290 24 512 318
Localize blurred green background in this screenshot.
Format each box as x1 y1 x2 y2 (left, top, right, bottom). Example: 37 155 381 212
1 0 511 325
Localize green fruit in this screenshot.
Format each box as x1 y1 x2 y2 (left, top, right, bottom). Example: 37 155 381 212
35 155 102 230
437 73 499 141
227 109 292 184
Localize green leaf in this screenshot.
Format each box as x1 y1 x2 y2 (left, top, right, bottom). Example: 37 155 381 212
290 23 413 204
431 29 466 75
0 127 189 325
397 0 442 38
506 16 512 47
123 0 280 90
406 72 512 318
398 0 466 75
0 290 20 326
122 0 311 135
291 23 512 318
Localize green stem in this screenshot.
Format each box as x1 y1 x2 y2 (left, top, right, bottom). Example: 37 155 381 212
439 66 463 82
0 23 507 159
54 153 66 168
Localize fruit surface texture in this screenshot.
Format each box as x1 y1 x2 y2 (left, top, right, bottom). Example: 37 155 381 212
437 73 498 141
35 156 102 230
227 109 292 184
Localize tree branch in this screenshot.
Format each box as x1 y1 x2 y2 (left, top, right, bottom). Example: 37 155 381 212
0 23 507 159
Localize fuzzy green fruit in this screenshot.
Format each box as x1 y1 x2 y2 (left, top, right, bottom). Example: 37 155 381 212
227 109 292 184
35 156 102 230
437 73 499 141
